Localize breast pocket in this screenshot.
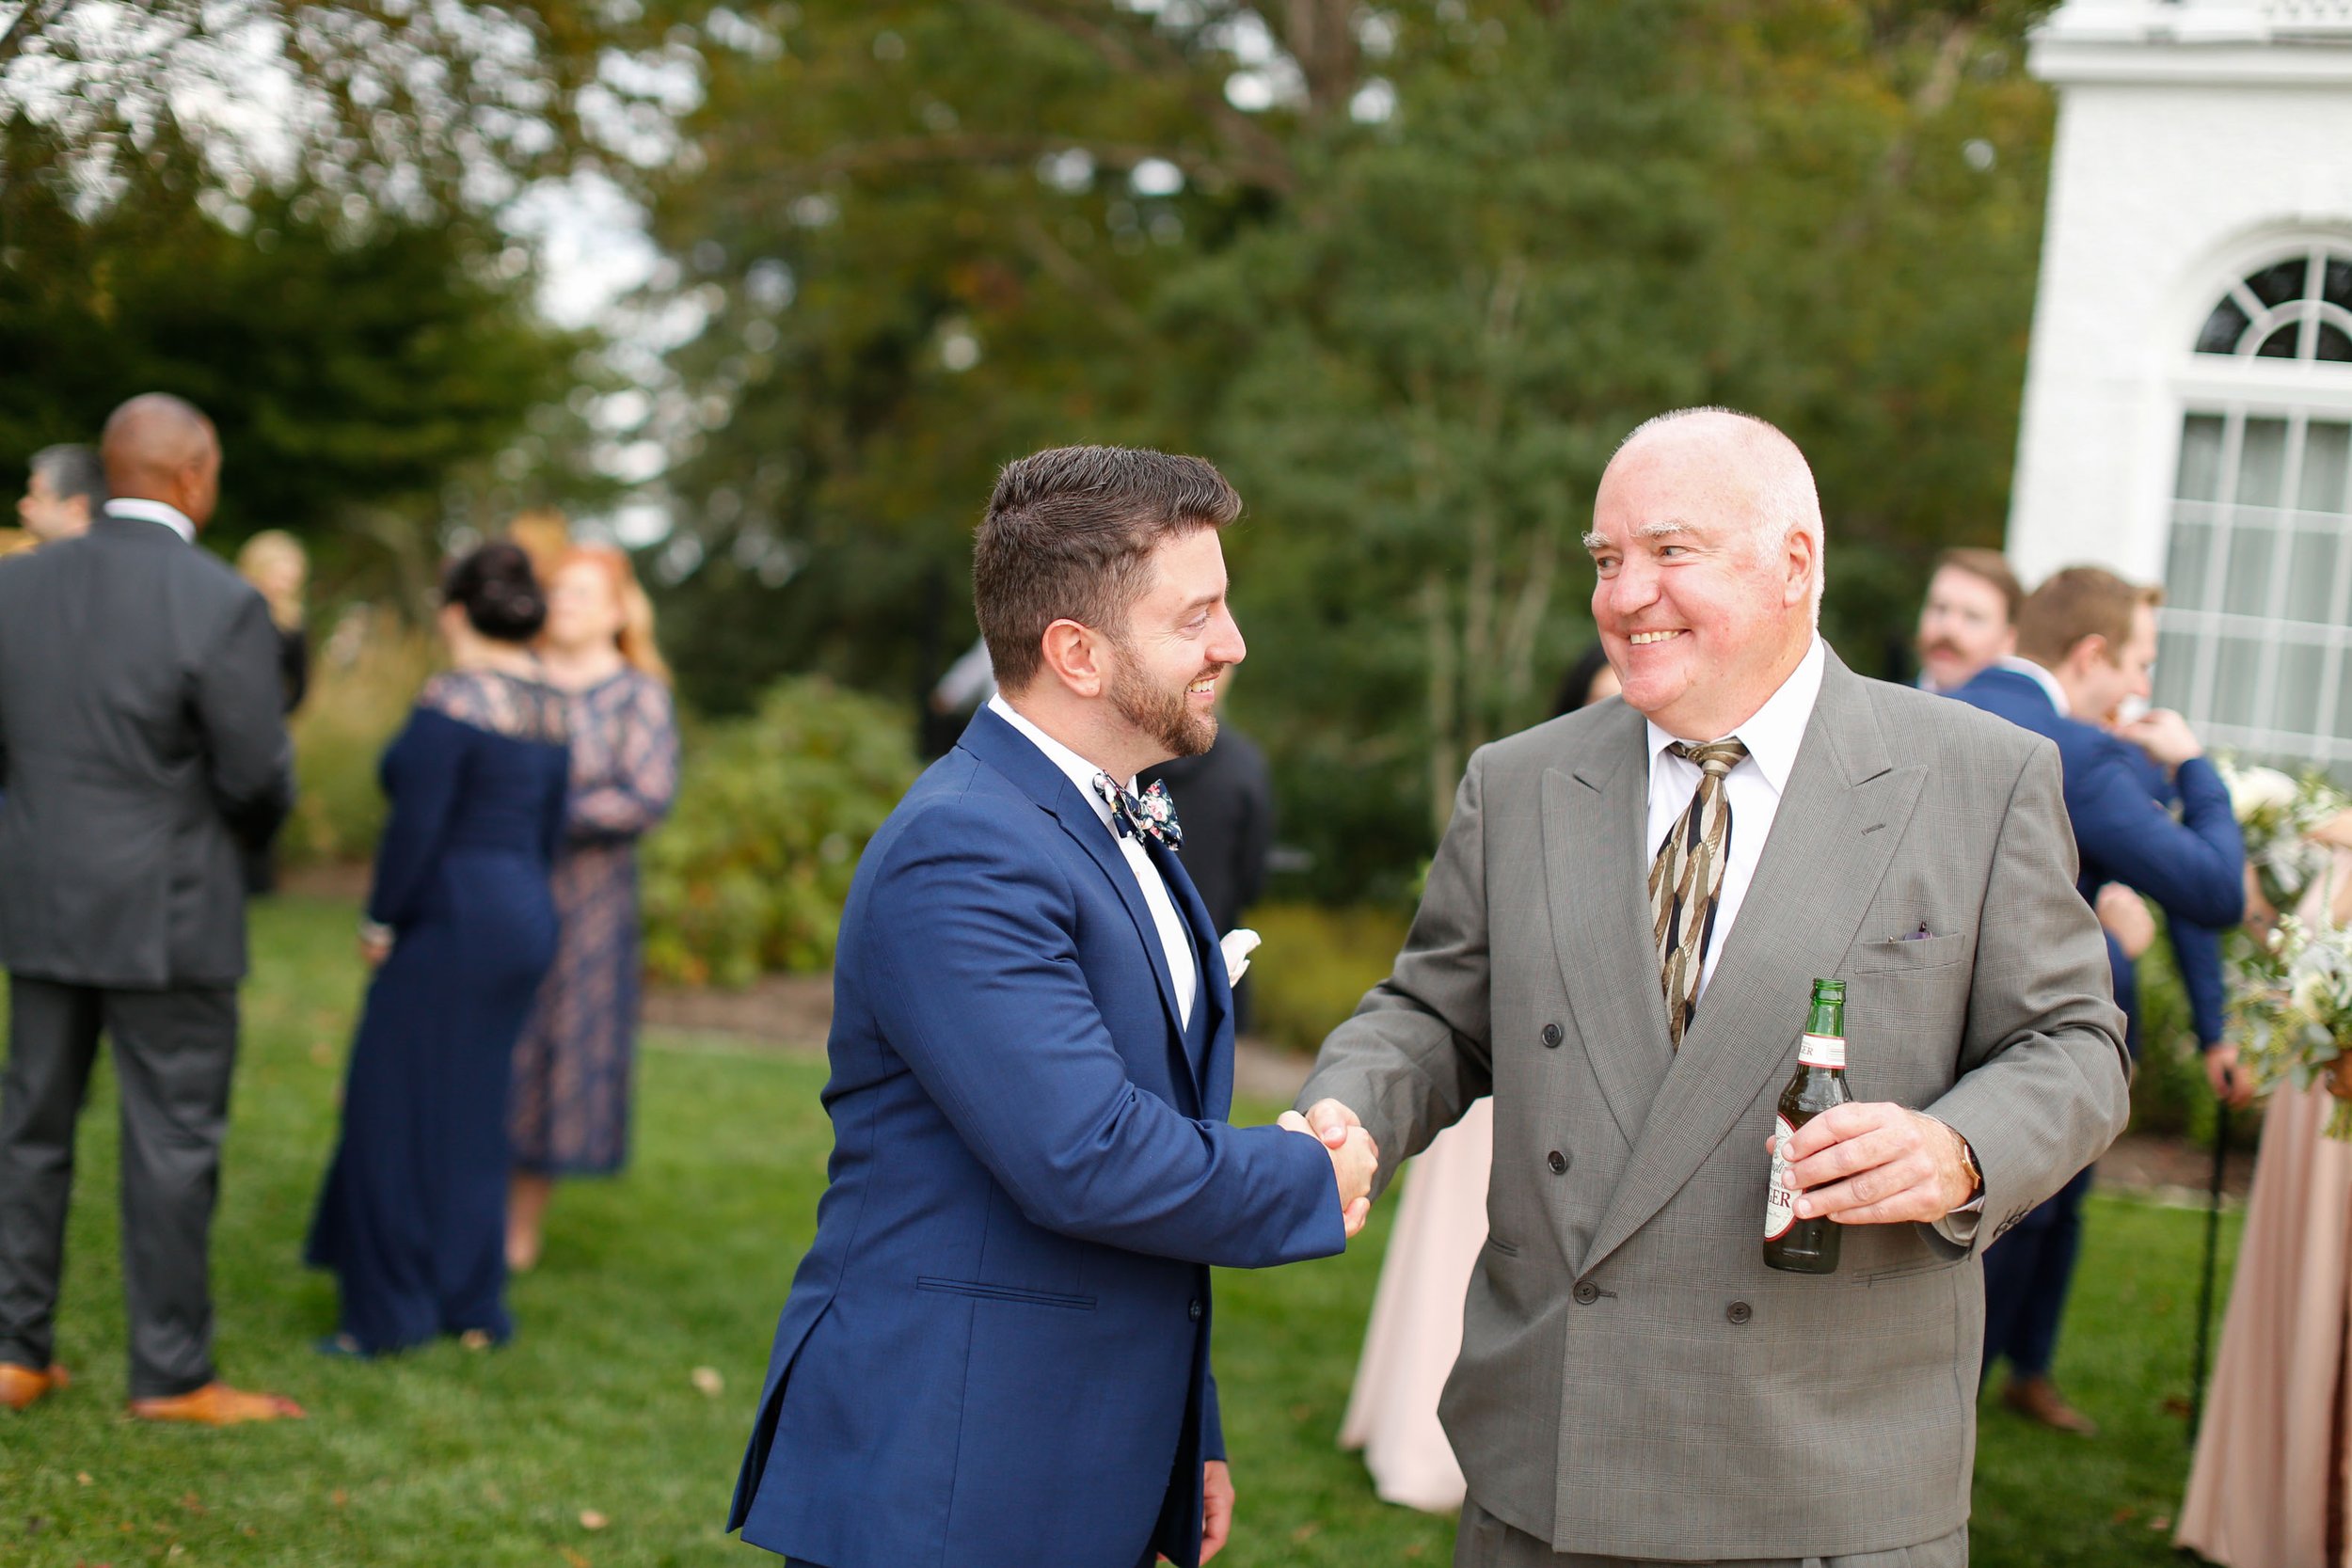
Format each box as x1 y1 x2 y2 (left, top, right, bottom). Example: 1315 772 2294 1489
1843 932 1970 974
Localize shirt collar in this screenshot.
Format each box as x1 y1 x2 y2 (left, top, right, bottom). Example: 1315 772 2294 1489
987 694 1131 830
1645 634 1827 799
1995 655 2071 718
103 498 196 544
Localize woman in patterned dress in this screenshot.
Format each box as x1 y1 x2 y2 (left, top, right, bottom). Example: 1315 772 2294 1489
505 545 679 1273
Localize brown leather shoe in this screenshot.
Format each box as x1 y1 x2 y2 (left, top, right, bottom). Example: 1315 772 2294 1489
127 1381 307 1425
2003 1374 2099 1435
0 1362 69 1412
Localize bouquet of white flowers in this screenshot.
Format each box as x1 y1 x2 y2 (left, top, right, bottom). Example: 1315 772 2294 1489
2232 908 2352 1138
2215 757 2350 914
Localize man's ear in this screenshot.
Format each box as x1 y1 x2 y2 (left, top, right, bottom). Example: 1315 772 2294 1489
1783 527 1817 608
1038 617 1107 699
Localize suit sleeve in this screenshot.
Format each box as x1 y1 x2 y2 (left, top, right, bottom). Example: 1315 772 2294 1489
1295 748 1496 1196
1926 740 2133 1257
365 713 467 929
2169 918 2229 1051
194 589 295 847
863 810 1346 1269
2076 750 2245 929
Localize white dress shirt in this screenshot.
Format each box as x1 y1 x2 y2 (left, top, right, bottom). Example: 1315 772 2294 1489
988 695 1200 1027
103 498 197 544
1994 654 2070 717
1644 636 1828 1000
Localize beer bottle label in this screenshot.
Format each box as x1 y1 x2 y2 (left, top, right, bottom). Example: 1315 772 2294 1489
1765 1115 1797 1241
1798 1032 1846 1069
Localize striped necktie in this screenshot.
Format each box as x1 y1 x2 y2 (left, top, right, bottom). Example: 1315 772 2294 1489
1649 739 1748 1049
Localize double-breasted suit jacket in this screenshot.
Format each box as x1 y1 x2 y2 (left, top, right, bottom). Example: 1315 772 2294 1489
1300 650 2130 1560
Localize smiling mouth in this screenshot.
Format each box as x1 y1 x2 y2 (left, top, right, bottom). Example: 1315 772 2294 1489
1628 630 1683 646
1187 674 1219 696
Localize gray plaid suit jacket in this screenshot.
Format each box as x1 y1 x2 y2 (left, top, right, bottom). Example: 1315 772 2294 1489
1299 649 2129 1560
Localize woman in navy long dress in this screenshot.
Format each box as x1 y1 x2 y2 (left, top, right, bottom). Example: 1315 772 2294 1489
306 544 570 1355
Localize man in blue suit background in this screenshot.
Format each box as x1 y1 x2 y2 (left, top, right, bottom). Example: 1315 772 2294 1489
1950 564 2246 1435
729 447 1376 1568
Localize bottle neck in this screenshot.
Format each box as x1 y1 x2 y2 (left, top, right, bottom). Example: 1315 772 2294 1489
1798 1032 1846 1070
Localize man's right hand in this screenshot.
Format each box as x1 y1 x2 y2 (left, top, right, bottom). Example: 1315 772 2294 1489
2121 708 2204 769
1279 1105 1375 1237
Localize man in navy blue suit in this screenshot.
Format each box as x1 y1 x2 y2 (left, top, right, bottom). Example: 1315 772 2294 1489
729 447 1376 1568
1950 565 2246 1435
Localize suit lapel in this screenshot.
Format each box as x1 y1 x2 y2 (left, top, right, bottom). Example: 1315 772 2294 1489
1153 840 1226 1111
956 709 1190 1046
1579 657 1927 1275
1542 701 1674 1148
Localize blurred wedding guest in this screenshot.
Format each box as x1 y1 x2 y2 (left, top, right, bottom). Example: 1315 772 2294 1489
2179 812 2352 1568
15 442 105 545
1914 546 2020 694
306 544 569 1357
235 531 312 895
0 394 301 1422
1140 684 1271 1026
1949 565 2244 1436
504 545 679 1275
507 506 574 581
1336 641 1620 1511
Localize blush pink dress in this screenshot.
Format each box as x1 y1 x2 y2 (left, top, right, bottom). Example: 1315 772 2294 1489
1339 1096 1494 1513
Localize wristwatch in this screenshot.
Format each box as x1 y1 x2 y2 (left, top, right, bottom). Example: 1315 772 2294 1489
1953 1132 1984 1202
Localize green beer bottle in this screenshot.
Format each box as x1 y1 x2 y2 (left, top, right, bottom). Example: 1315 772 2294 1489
1764 978 1851 1274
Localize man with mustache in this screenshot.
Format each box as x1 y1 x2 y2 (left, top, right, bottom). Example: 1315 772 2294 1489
1914 546 2020 695
729 446 1376 1568
1295 408 2129 1565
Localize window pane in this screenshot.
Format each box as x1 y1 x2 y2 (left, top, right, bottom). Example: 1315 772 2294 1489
2153 627 2200 713
2258 323 2301 359
2197 298 2250 355
2249 257 2310 309
2277 642 2327 736
2166 517 2216 610
2223 523 2278 615
2215 637 2265 726
2239 419 2290 508
2177 414 2227 500
2327 254 2352 313
2320 323 2352 364
2287 528 2342 624
2332 653 2352 740
2305 423 2352 515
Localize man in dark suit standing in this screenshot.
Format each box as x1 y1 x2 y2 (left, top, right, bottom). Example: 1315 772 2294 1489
0 393 303 1423
1949 564 2245 1435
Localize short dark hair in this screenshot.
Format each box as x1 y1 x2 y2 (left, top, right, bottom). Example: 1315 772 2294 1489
1931 546 2023 626
30 444 106 509
974 446 1242 692
2017 564 2161 669
441 541 547 643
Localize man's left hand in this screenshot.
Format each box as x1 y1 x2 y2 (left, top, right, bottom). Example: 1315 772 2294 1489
1772 1102 1977 1226
1160 1461 1234 1565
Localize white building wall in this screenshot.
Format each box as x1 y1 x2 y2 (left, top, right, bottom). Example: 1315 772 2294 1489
2008 6 2352 585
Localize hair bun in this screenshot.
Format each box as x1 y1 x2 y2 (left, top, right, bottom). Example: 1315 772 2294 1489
441 542 548 643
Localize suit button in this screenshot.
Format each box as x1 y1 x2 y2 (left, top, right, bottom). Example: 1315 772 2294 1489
1540 1022 1564 1049
1547 1149 1568 1175
1187 1299 1203 1322
1573 1281 1600 1306
1727 1301 1753 1325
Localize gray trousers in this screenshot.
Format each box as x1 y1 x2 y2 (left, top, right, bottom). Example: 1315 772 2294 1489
0 974 239 1399
1457 1500 1967 1568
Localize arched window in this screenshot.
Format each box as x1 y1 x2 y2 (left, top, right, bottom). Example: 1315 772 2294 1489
2157 243 2352 781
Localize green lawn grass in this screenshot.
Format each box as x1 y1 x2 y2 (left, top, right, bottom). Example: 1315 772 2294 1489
0 895 2237 1566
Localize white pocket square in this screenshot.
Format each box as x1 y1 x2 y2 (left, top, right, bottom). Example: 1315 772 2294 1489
1219 928 1262 986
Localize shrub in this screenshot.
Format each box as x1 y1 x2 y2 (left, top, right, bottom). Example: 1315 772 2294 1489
281 609 437 866
641 677 920 987
1245 901 1412 1055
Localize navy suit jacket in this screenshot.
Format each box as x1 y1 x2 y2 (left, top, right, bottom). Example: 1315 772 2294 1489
729 706 1344 1568
1948 668 2244 1048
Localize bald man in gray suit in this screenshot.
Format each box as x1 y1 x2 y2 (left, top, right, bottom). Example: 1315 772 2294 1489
1300 409 2129 1566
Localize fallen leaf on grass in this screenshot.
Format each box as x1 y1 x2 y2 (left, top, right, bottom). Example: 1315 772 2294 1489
2110 1506 2137 1524
580 1510 610 1530
691 1367 724 1397
180 1494 206 1515
1290 1521 1323 1544
2152 1516 2173 1531
562 1550 591 1568
74 1473 92 1487
330 1489 348 1510
2161 1394 2195 1419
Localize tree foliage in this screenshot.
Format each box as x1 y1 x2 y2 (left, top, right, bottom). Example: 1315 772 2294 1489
639 0 2057 896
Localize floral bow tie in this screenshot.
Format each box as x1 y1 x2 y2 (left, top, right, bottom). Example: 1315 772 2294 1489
1092 773 1184 851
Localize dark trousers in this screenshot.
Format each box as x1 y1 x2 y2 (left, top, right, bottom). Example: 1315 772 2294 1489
0 974 238 1398
1980 1163 2093 1381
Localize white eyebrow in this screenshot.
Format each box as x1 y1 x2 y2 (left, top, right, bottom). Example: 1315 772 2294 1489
1582 531 1610 553
1632 520 1694 541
